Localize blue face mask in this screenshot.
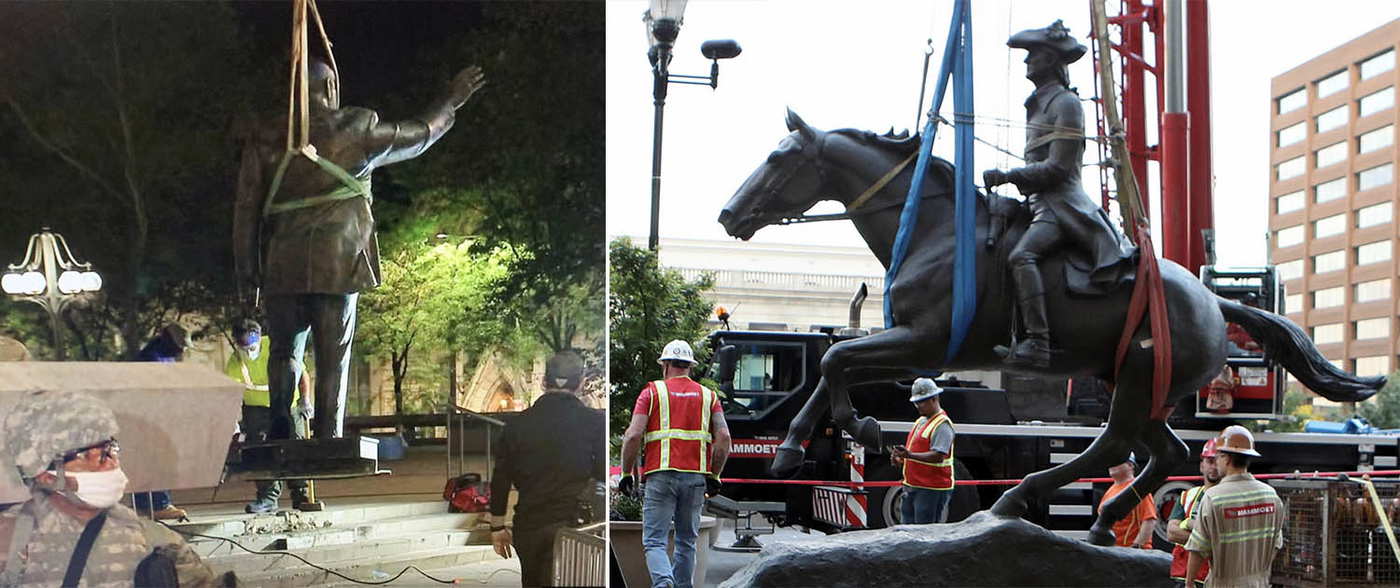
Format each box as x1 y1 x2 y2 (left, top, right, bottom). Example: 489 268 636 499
239 333 262 359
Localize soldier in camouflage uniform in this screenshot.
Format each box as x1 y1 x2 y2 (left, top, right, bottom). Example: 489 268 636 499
0 390 229 587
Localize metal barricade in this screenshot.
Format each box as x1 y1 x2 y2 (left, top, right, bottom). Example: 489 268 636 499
1273 478 1400 587
553 522 606 587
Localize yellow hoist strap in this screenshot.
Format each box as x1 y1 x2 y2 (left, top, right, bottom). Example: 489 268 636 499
847 151 917 213
1363 478 1400 567
1022 129 1085 155
263 0 365 218
645 380 714 472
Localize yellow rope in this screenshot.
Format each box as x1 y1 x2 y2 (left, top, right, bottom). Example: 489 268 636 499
1362 477 1400 568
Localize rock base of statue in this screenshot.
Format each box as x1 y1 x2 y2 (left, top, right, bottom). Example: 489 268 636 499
718 511 1173 588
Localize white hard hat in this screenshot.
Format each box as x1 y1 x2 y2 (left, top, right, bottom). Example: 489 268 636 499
657 339 696 365
909 378 943 403
1216 425 1262 457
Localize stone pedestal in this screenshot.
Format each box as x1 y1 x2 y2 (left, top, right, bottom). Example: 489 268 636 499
0 362 242 502
720 511 1174 587
611 516 716 587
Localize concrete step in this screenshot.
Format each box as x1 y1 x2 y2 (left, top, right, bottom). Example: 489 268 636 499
183 509 484 559
229 545 499 588
208 527 476 576
330 557 523 588
169 497 454 540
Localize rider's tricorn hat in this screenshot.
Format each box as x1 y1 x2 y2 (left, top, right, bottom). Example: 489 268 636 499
1008 20 1087 64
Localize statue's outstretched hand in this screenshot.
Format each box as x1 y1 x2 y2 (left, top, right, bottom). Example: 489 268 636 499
983 169 1009 189
451 66 487 107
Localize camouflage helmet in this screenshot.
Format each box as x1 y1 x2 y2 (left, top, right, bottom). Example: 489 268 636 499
2 390 119 480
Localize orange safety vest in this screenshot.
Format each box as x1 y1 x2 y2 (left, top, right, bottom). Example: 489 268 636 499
903 410 955 490
1170 485 1211 582
641 378 715 477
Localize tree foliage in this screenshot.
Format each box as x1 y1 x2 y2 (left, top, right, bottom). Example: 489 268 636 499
0 2 259 358
608 238 715 436
357 229 535 415
1358 370 1400 429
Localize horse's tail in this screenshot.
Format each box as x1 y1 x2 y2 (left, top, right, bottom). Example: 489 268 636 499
1218 296 1381 402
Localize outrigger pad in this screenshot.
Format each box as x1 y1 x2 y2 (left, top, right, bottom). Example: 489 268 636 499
234 437 389 481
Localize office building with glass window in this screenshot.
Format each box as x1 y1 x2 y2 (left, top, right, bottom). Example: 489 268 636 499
1270 19 1399 381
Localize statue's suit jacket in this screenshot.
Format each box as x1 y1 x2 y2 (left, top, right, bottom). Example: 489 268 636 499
1008 84 1131 294
233 98 459 295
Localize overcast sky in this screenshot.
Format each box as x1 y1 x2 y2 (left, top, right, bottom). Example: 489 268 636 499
605 1 1400 268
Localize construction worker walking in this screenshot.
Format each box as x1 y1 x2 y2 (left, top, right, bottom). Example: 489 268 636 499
890 378 956 524
619 340 731 588
1168 437 1223 587
1186 425 1284 588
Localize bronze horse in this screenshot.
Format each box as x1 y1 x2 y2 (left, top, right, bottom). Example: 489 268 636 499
718 110 1382 545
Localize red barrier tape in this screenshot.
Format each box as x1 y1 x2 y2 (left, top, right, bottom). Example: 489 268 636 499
721 469 1400 489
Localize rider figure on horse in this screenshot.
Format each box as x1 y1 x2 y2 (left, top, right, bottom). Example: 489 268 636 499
983 20 1129 369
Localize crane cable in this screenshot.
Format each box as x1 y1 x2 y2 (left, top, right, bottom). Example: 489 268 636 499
1091 0 1174 422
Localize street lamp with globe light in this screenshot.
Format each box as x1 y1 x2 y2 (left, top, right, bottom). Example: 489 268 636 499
645 0 741 251
1 229 102 360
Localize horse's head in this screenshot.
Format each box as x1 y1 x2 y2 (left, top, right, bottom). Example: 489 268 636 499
718 109 830 241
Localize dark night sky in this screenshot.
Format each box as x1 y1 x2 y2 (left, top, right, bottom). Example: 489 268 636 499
231 1 489 106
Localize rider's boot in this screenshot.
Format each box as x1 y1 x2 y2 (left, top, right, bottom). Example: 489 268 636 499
1000 264 1057 369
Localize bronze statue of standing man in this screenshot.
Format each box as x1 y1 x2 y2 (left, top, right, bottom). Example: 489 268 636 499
983 20 1126 369
233 61 485 441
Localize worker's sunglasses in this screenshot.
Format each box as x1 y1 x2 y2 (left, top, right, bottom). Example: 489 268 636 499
62 438 120 465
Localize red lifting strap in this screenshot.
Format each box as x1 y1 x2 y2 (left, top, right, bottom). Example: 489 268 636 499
1113 221 1174 421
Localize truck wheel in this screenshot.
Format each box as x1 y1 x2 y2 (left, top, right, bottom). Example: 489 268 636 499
1151 480 1193 552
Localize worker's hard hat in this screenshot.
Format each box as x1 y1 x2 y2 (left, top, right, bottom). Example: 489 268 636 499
657 340 696 365
1 390 120 481
1200 436 1220 459
1215 425 1261 457
908 378 943 403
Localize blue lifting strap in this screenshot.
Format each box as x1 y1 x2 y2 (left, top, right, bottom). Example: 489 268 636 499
882 0 976 367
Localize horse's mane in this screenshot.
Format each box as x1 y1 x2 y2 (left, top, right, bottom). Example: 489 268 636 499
829 127 957 187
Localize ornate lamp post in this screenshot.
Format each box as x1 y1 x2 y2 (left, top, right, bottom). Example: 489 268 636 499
1 229 102 360
645 0 741 250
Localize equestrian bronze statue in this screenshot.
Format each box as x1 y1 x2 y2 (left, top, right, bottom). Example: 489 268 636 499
716 24 1380 546
233 60 485 441
983 20 1128 369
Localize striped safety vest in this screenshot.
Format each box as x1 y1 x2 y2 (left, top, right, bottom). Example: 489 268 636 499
903 410 955 490
1170 485 1211 582
641 378 715 477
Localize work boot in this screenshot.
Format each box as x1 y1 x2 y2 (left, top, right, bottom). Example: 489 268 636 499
245 497 278 514
151 504 188 521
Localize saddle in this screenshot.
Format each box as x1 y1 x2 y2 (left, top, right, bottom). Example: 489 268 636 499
985 194 1138 298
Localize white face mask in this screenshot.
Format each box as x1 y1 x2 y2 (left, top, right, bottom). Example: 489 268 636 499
65 469 129 509
241 345 261 360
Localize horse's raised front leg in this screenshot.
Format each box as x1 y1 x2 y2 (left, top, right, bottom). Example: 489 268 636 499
771 368 926 477
770 379 828 477
990 370 1149 534
820 325 939 452
1089 407 1189 546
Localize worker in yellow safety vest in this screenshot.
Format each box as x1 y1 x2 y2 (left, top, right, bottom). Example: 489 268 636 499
225 319 316 513
891 377 956 524
1168 437 1221 587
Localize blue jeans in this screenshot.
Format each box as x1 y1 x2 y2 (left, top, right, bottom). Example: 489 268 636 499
642 471 706 588
901 486 951 524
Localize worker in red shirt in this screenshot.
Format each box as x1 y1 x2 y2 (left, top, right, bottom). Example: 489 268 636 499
1100 453 1157 549
619 340 731 588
